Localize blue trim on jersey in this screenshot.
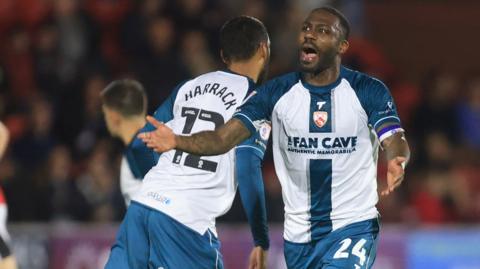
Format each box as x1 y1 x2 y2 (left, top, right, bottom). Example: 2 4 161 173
341 66 402 131
309 159 333 240
236 147 269 249
233 72 300 135
373 116 401 130
309 92 332 133
300 73 342 94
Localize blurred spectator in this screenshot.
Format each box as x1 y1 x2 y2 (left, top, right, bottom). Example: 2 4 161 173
11 96 56 170
52 0 100 85
131 16 189 110
180 30 217 76
457 75 480 150
32 145 90 221
410 166 472 224
410 69 460 169
76 140 124 222
33 21 61 97
1 27 36 103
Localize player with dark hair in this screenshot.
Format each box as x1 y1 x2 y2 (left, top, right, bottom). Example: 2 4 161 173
105 15 271 269
101 79 154 205
140 7 411 269
0 122 17 269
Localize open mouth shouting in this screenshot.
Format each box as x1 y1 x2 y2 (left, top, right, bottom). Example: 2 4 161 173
300 43 319 64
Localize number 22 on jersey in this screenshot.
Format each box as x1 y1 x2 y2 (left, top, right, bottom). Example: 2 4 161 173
172 107 224 172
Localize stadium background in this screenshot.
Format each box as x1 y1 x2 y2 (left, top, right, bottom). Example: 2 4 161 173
0 0 479 268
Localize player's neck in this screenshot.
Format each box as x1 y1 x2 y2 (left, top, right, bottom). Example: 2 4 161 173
119 117 146 145
228 61 259 83
303 59 341 87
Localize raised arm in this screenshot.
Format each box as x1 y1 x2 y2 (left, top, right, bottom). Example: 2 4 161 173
380 130 410 196
139 116 252 155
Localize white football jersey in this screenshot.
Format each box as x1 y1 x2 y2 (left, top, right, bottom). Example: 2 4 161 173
133 71 255 236
234 66 404 243
119 156 142 206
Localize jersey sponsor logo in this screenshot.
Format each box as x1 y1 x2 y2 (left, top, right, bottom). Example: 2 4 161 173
184 83 238 110
313 111 328 128
378 100 396 115
147 192 171 205
316 101 326 110
287 136 357 155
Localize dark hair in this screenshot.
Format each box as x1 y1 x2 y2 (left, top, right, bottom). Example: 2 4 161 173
101 79 147 117
313 7 351 40
219 15 269 62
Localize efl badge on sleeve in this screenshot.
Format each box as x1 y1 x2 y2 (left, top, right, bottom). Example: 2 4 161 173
313 111 328 128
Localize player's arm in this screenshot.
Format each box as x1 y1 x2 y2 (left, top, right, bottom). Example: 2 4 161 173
0 122 9 160
236 148 269 249
140 116 252 156
378 125 410 196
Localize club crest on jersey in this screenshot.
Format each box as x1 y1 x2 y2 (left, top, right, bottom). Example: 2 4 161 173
313 111 328 128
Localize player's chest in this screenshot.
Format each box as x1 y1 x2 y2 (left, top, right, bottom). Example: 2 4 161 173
273 87 367 137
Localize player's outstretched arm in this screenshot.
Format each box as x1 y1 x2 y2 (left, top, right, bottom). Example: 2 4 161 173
138 116 252 155
380 131 410 196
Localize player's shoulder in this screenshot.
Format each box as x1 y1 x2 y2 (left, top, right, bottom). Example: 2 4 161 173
340 66 388 92
262 72 301 92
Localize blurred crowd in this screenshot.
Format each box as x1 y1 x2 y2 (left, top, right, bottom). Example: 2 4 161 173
0 0 478 225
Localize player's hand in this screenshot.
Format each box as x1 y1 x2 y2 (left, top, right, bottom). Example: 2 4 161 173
138 116 176 152
381 156 407 196
247 246 267 269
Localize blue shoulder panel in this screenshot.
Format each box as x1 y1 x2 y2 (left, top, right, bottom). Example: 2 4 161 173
233 72 300 135
341 67 401 131
127 80 188 178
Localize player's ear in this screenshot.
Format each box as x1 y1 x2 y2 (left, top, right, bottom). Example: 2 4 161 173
220 50 228 65
338 39 349 55
258 41 270 62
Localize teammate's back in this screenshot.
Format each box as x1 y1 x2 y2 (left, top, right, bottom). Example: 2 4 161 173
134 70 255 234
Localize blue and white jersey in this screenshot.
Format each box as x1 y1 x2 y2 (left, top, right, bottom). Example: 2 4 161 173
234 66 404 243
133 70 256 237
119 156 142 206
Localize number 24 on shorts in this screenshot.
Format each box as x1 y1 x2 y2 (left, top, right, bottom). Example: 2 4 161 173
333 238 368 267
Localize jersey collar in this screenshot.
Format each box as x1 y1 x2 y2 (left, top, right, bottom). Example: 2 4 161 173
299 67 345 94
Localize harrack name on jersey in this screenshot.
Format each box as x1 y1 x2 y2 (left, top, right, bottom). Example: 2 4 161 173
184 82 238 110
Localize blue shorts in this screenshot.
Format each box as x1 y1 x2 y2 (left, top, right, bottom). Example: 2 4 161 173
284 218 380 269
105 201 224 269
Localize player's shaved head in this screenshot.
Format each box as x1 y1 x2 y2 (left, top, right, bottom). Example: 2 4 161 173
311 7 350 40
219 15 269 62
101 79 147 117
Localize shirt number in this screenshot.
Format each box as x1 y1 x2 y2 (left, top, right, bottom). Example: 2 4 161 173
172 107 224 172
